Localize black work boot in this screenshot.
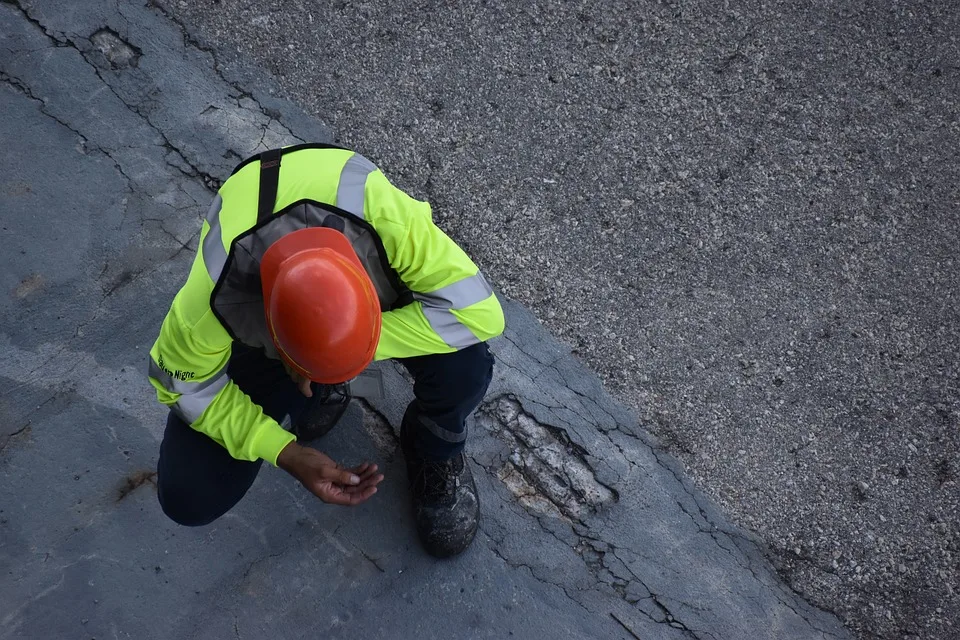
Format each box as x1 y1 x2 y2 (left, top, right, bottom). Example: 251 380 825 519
401 422 479 558
293 384 350 442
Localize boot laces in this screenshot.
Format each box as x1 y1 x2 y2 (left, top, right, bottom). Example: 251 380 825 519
421 456 463 501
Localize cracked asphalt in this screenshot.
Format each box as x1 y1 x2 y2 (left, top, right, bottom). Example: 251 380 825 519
151 1 960 638
2 1 850 637
0 0 955 638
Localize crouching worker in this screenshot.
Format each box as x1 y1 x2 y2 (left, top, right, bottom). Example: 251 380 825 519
147 144 504 557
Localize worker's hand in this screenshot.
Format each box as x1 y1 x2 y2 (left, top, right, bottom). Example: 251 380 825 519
283 361 313 397
277 442 383 506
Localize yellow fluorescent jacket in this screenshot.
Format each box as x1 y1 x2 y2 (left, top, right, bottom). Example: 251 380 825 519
147 145 504 465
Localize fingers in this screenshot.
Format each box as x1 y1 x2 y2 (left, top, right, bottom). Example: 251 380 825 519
301 457 384 506
333 469 361 486
344 463 380 484
309 457 361 486
345 485 378 504
321 492 355 506
343 473 384 494
299 377 313 398
284 360 313 397
321 484 378 506
346 463 383 492
345 485 379 504
349 463 379 479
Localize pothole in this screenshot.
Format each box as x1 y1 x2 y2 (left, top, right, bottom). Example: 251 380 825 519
478 395 616 521
90 28 141 69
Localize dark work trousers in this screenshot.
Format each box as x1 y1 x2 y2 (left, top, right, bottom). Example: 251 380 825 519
156 341 494 526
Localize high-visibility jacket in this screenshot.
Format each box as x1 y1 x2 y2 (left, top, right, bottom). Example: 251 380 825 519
147 144 504 465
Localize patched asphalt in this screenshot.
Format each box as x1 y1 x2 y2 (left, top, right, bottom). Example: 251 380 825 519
152 1 959 638
1 0 957 639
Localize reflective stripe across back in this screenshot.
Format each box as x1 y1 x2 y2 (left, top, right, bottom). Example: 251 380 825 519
202 152 376 284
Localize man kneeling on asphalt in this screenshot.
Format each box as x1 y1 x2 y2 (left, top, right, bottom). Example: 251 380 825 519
147 144 504 557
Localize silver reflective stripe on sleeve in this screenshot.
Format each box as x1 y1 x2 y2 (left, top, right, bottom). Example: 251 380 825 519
174 374 230 423
148 357 230 423
202 194 227 283
414 272 495 349
336 153 376 219
415 272 494 308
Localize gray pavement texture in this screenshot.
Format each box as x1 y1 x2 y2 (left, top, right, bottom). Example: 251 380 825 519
0 1 853 639
150 1 960 638
0 1 955 639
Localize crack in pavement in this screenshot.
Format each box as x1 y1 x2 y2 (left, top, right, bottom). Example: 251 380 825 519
0 423 31 453
645 441 847 638
6 0 223 189
482 530 598 618
1 2 854 636
351 397 400 459
0 69 141 196
0 554 122 638
146 0 305 148
498 331 624 432
3 0 217 192
479 464 711 638
485 346 847 636
473 433 709 636
352 546 385 573
479 394 617 521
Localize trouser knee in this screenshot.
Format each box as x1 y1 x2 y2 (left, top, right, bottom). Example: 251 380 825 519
410 342 494 408
157 483 220 527
401 342 495 460
156 410 263 527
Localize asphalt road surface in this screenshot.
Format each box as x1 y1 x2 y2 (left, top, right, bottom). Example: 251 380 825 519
156 2 960 638
1 1 861 636
2 0 950 637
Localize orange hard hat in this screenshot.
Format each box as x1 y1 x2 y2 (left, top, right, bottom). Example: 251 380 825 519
260 227 381 384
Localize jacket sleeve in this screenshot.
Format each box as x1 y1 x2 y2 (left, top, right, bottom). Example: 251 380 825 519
147 290 295 465
373 180 505 361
